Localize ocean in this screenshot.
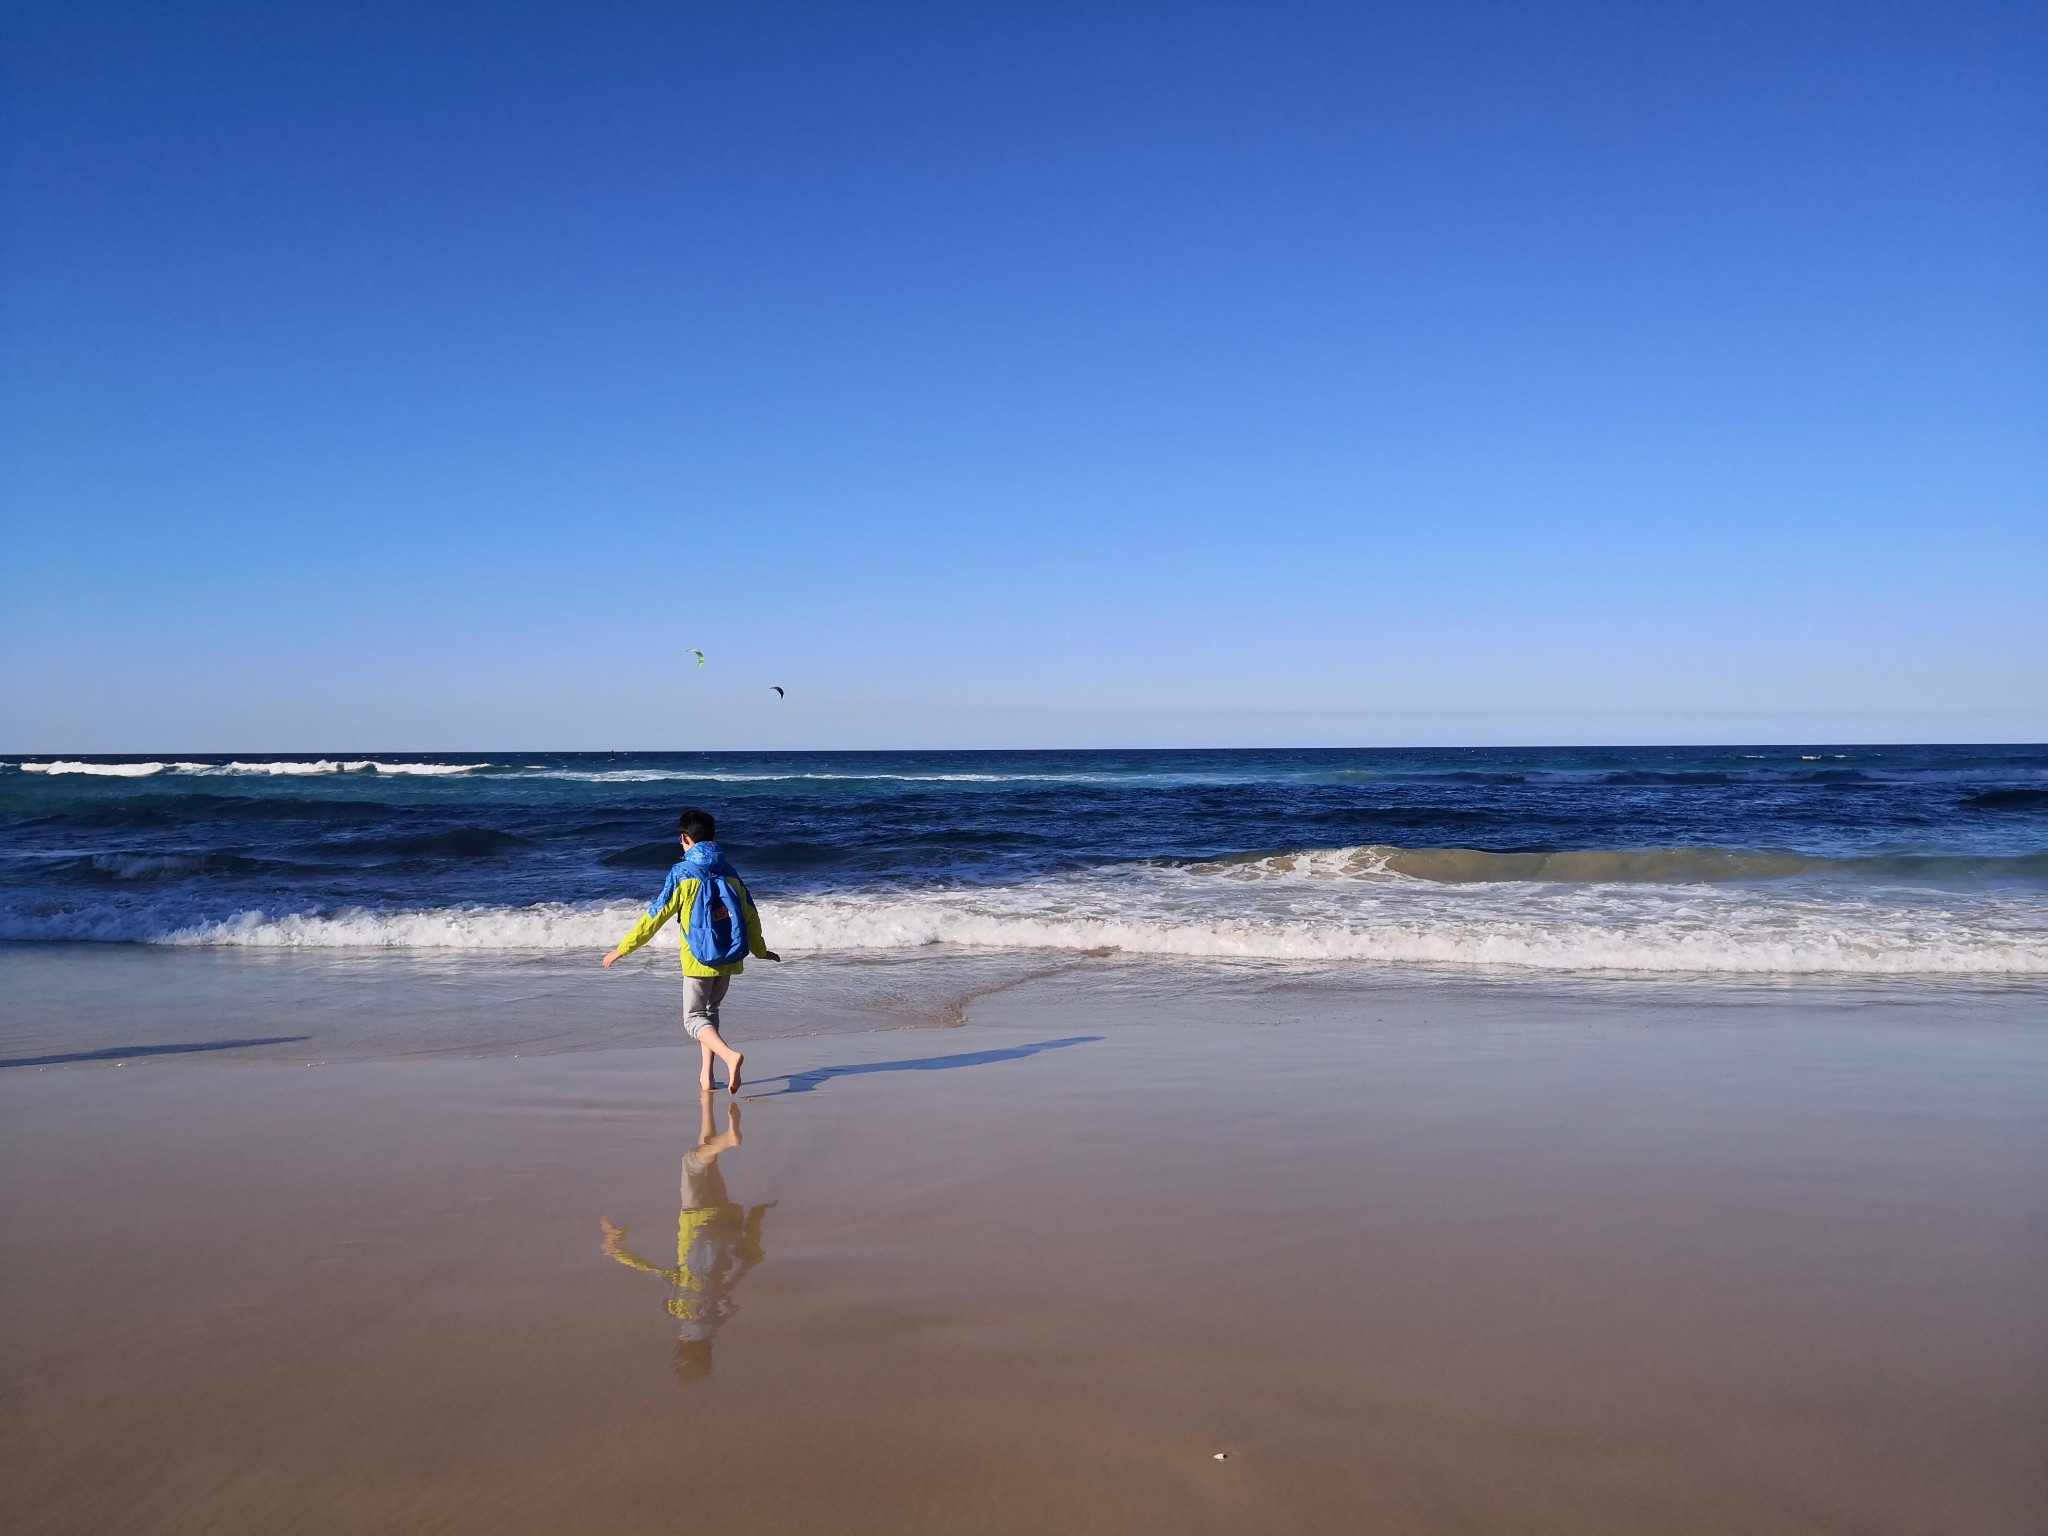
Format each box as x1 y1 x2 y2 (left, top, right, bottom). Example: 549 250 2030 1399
3 746 2045 976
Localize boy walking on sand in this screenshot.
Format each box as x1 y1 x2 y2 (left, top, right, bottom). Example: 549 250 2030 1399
603 808 779 1093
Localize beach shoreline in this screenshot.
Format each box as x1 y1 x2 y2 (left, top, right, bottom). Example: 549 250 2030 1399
4 948 2044 1533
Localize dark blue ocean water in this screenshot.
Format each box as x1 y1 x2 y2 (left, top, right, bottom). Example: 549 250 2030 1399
4 746 2045 974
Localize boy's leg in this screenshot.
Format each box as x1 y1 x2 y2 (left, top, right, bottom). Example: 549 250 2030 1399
685 975 716 1085
696 1023 743 1093
685 975 742 1092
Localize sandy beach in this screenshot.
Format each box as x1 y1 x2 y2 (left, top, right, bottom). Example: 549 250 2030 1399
4 948 2043 1534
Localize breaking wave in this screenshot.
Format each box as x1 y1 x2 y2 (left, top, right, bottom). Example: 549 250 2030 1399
7 854 2042 975
12 760 489 777
16 760 169 777
98 899 2048 974
1191 844 2048 886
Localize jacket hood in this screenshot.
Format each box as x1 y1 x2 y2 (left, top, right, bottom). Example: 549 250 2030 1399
681 841 737 878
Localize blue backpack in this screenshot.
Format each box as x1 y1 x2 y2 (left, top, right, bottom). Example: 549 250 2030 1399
681 845 752 967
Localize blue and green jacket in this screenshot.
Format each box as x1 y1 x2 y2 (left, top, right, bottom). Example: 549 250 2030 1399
613 842 771 978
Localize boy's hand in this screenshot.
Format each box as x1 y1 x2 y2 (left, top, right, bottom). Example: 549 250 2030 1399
601 947 624 968
761 949 782 962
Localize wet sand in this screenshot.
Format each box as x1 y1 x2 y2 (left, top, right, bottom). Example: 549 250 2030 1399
3 950 2045 1534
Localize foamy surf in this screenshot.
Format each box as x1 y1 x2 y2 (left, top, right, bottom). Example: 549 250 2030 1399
7 746 2044 978
12 760 489 777
143 901 2048 973
9 870 2042 975
1196 843 2048 886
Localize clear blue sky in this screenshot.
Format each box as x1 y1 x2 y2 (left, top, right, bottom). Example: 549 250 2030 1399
3 0 2042 750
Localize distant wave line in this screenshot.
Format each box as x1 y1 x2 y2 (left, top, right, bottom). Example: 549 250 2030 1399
10 759 2045 788
12 760 489 777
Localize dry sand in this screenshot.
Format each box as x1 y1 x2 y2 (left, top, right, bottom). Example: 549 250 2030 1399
3 949 2045 1534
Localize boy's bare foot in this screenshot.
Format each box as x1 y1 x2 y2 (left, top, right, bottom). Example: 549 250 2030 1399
726 1053 744 1094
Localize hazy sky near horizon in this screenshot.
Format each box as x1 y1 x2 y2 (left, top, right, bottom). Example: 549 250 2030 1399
3 0 2042 750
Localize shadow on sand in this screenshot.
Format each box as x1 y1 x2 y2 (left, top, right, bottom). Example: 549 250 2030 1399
744 1035 1101 1098
0 1036 312 1070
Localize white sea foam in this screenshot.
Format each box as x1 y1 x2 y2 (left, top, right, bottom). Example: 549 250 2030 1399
9 856 2028 975
18 760 172 777
10 759 489 777
202 759 491 776
129 896 2043 973
169 901 643 949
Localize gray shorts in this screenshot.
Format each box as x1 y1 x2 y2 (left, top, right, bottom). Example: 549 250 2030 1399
683 973 732 1041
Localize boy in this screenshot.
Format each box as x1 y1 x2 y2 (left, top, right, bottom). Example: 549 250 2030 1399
598 1096 771 1384
603 808 779 1092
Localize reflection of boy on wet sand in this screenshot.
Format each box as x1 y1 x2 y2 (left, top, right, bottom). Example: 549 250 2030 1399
600 1096 771 1383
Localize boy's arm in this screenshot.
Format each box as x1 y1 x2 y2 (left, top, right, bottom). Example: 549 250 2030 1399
741 1202 773 1266
736 880 779 961
602 870 686 967
599 1218 682 1281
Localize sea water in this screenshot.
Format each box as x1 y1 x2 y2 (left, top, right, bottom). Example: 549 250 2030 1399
3 747 2044 976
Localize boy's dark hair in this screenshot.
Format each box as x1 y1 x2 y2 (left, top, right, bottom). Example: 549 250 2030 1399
678 808 717 842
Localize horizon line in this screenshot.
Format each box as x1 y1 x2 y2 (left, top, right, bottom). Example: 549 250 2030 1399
7 741 2045 757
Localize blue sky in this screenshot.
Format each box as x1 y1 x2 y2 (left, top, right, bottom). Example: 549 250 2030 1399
3 0 2042 750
